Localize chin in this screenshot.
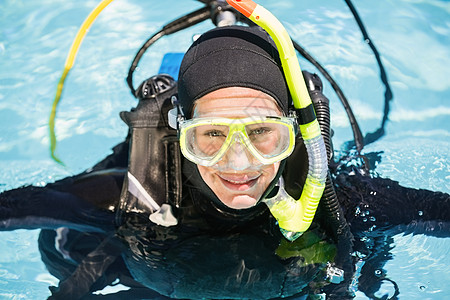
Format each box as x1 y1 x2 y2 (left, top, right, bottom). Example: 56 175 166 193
223 195 259 209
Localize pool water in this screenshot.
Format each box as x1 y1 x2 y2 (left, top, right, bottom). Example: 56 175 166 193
0 0 449 299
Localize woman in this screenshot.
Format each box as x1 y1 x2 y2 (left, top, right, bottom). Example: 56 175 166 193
1 25 449 300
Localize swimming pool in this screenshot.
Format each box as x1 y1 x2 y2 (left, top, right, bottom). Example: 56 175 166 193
0 0 448 298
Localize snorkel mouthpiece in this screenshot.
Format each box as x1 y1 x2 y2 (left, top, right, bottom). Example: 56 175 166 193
227 0 328 241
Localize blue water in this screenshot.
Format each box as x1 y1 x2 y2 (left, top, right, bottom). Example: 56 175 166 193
0 0 449 298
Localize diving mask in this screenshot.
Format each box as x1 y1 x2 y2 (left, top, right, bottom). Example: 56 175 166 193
179 116 298 169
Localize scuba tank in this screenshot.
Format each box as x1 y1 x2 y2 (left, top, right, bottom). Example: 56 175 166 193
116 74 182 225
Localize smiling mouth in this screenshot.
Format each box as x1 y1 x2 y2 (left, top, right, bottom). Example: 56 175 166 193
218 174 260 191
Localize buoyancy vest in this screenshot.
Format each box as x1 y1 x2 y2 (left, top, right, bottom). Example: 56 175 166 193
116 74 182 224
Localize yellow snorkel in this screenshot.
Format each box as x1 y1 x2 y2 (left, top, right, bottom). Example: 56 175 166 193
227 0 328 241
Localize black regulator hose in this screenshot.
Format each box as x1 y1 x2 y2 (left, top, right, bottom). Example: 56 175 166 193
127 6 211 95
304 71 351 237
295 41 364 152
303 71 354 283
303 71 333 161
344 0 393 148
294 0 394 153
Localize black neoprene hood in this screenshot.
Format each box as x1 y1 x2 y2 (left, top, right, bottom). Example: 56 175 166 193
177 25 290 118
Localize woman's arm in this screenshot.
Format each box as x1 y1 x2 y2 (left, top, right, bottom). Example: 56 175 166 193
0 168 125 232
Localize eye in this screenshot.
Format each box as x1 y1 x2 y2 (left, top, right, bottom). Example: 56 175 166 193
248 127 271 136
204 129 226 137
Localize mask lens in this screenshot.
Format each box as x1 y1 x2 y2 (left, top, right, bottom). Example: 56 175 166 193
245 122 291 158
185 124 229 159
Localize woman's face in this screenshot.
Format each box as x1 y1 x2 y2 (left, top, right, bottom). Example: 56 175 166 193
193 87 282 209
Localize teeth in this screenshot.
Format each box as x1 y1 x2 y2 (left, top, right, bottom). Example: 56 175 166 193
227 179 249 184
219 174 260 184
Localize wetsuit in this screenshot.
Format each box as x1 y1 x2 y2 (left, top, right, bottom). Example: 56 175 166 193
1 138 449 300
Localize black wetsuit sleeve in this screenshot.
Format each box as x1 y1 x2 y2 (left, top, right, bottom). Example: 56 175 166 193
0 140 129 233
0 169 124 232
336 173 450 237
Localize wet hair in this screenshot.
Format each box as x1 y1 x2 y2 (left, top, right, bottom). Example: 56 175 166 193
177 25 290 118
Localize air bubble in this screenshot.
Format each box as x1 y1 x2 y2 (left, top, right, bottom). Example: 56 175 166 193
418 211 423 216
353 251 367 259
419 285 426 291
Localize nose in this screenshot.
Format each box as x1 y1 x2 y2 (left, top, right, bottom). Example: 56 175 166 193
221 138 254 171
